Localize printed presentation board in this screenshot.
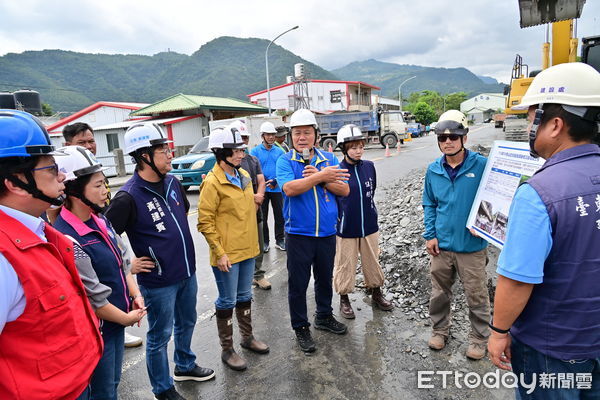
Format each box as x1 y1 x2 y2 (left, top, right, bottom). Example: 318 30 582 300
466 141 546 249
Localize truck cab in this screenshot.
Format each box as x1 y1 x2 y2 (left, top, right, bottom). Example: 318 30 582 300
379 111 408 144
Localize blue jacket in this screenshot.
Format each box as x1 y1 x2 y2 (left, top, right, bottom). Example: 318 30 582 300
422 150 488 253
277 148 341 237
337 159 378 238
54 209 129 336
119 172 196 288
511 144 600 360
250 143 285 192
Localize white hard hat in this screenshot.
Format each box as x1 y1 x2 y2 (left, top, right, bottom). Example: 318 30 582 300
289 109 318 129
124 123 172 154
513 62 600 110
337 124 366 145
209 126 246 150
260 121 277 134
229 120 250 137
55 146 108 182
435 110 469 135
208 127 226 150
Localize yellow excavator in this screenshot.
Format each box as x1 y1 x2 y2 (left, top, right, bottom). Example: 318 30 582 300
503 0 600 139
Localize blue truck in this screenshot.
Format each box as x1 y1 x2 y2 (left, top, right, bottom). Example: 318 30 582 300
314 110 408 151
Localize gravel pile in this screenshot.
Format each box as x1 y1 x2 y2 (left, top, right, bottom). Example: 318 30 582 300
359 145 498 333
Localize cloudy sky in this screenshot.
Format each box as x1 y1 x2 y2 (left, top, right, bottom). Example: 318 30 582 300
1 0 599 83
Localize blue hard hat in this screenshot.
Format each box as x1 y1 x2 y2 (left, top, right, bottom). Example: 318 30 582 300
0 109 58 158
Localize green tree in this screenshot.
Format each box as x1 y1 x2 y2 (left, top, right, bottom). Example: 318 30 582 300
405 90 444 116
41 103 53 116
412 102 437 125
443 92 467 112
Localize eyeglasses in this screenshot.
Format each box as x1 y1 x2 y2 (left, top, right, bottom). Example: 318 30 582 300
437 134 461 142
32 163 59 176
155 147 173 156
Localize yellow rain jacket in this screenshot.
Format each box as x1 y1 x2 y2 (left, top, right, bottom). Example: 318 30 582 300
197 164 259 266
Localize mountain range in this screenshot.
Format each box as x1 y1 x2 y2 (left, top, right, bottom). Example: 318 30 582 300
0 37 505 112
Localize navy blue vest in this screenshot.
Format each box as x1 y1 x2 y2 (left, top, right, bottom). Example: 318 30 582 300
512 144 600 360
120 172 196 288
337 159 379 238
54 211 129 336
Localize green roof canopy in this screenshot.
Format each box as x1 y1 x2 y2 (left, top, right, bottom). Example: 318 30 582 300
130 93 268 116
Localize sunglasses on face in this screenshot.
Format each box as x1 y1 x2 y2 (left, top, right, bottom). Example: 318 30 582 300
32 163 59 176
437 134 461 142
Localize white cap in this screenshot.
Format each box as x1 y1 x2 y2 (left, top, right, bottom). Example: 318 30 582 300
260 121 277 134
208 126 246 150
229 120 250 137
124 123 171 154
512 62 600 110
55 146 108 182
336 124 366 145
289 109 318 129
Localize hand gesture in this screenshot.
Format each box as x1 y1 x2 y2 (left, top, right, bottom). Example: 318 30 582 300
131 256 155 274
488 332 512 371
426 238 440 256
254 192 264 206
217 254 232 272
125 308 147 326
317 166 350 184
302 165 319 178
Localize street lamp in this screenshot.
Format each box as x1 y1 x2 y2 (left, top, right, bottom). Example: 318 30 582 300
265 25 299 116
398 76 416 112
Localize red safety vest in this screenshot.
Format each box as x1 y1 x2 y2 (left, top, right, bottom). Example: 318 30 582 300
0 210 103 400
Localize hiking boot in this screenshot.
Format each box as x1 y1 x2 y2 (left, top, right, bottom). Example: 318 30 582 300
339 295 355 319
314 315 347 335
124 332 143 348
428 333 447 350
155 387 186 400
253 277 272 290
294 326 316 353
371 287 393 311
466 341 487 360
173 364 215 382
275 240 286 251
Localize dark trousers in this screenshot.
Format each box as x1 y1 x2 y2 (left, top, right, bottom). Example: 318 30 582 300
254 221 265 279
511 336 600 399
261 192 284 243
286 234 336 329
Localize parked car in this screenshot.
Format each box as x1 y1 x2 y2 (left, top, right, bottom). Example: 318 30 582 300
169 136 216 191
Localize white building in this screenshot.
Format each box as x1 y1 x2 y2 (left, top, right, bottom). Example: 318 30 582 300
93 115 204 175
460 93 506 114
247 80 380 113
372 95 400 111
45 101 149 153
460 93 506 124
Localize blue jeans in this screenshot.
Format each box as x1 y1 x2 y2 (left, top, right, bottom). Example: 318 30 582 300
286 234 336 329
211 258 255 309
76 386 91 400
90 328 124 400
140 275 198 395
511 336 600 399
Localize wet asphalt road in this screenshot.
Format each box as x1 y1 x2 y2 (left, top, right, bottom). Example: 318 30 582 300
117 124 514 399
